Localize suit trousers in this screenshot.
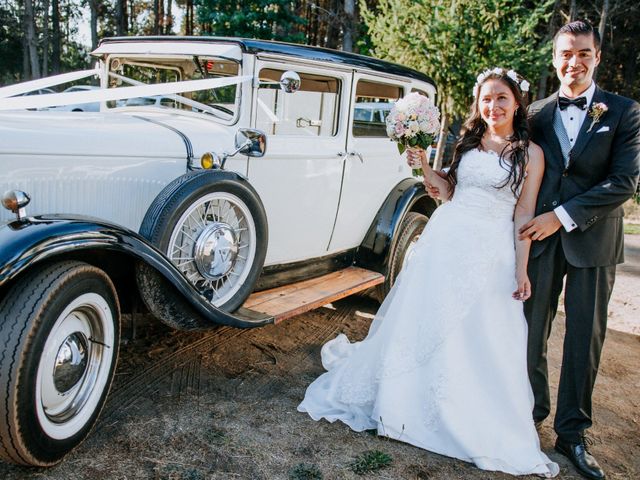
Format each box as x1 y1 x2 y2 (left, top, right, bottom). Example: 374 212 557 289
524 233 615 444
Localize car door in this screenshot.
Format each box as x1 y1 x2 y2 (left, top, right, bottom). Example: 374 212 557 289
328 73 411 252
248 59 351 265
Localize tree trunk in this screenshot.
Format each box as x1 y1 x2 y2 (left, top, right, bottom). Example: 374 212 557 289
116 0 127 36
51 0 61 73
129 0 135 33
187 0 193 35
166 0 173 34
89 0 99 50
537 0 561 99
24 0 40 79
42 0 50 75
622 48 636 97
154 0 160 34
569 0 578 21
308 3 318 45
598 0 610 50
326 0 340 49
22 37 30 80
159 0 165 34
343 0 354 51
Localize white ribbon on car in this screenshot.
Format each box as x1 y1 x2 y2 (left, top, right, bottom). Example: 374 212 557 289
0 73 253 111
0 67 101 99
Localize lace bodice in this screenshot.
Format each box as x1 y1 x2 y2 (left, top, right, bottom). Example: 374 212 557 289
450 148 519 221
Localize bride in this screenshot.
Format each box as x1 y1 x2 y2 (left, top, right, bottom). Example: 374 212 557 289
298 68 559 477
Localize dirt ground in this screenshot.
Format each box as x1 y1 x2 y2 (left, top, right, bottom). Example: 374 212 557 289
0 235 638 479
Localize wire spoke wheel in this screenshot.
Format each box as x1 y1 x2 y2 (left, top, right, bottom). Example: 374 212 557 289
167 192 257 307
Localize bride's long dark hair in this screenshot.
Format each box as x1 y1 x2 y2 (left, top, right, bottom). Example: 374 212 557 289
446 70 531 197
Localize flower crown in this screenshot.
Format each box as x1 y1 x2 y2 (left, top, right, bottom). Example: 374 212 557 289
473 67 530 97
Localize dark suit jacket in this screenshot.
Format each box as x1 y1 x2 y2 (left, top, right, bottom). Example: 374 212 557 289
528 86 640 267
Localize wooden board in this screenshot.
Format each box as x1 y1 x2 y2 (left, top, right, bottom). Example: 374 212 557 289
243 267 384 323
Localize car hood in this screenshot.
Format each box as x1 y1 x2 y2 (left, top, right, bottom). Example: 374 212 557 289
0 110 233 159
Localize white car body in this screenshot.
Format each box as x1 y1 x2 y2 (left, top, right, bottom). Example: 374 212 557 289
0 37 440 467
0 37 436 268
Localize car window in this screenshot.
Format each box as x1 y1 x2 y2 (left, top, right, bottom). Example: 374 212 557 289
106 55 240 121
352 80 403 137
125 97 158 106
256 68 340 136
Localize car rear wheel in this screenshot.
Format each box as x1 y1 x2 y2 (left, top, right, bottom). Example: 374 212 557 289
377 212 428 300
0 261 120 466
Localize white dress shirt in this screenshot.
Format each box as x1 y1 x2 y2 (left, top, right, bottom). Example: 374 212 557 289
553 82 596 232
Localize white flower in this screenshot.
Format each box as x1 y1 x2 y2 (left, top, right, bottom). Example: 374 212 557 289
476 72 487 84
520 80 530 92
506 70 518 82
385 93 440 148
492 67 503 75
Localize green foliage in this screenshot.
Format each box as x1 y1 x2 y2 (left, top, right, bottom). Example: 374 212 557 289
195 0 307 43
0 0 91 83
289 462 323 480
624 223 640 235
361 0 554 118
350 450 392 475
0 3 22 84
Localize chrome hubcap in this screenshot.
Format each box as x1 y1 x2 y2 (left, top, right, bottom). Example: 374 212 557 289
168 192 256 307
36 292 115 439
194 223 239 279
53 332 88 393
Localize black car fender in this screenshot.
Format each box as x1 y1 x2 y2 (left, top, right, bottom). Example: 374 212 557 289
355 178 438 273
0 215 273 329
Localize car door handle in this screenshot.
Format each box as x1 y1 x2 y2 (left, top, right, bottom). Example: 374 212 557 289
348 151 364 163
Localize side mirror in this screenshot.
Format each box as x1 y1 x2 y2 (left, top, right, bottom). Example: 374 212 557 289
235 128 267 157
279 71 301 94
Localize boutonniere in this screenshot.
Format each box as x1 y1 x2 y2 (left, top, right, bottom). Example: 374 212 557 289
587 102 608 133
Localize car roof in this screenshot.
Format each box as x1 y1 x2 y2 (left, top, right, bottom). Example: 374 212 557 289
98 36 435 87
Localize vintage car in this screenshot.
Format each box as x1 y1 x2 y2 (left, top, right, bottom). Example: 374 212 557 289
0 36 438 466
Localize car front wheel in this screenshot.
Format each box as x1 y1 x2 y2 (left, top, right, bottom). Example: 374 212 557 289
0 261 120 466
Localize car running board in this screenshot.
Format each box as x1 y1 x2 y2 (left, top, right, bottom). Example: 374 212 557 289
242 266 384 323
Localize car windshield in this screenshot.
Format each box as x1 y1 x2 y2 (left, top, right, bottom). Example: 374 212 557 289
106 55 241 121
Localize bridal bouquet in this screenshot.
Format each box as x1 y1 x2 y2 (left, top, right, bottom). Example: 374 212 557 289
386 92 441 161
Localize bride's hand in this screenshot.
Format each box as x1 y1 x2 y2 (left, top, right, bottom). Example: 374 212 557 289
406 148 426 168
513 271 531 301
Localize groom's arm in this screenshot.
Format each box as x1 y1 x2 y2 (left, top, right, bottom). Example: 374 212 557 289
561 100 640 232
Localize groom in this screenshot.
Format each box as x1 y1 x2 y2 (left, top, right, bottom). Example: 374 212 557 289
520 20 640 480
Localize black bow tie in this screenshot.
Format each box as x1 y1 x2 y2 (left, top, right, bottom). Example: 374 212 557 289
558 96 587 110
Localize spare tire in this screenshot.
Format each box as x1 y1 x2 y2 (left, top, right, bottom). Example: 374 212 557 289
140 170 268 312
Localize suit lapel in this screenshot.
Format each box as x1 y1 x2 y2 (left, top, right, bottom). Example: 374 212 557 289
537 94 566 168
569 86 607 163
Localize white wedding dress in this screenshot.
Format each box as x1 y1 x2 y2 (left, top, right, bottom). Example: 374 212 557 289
298 148 559 477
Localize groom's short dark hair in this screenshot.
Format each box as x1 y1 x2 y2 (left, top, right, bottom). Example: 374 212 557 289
553 20 601 51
